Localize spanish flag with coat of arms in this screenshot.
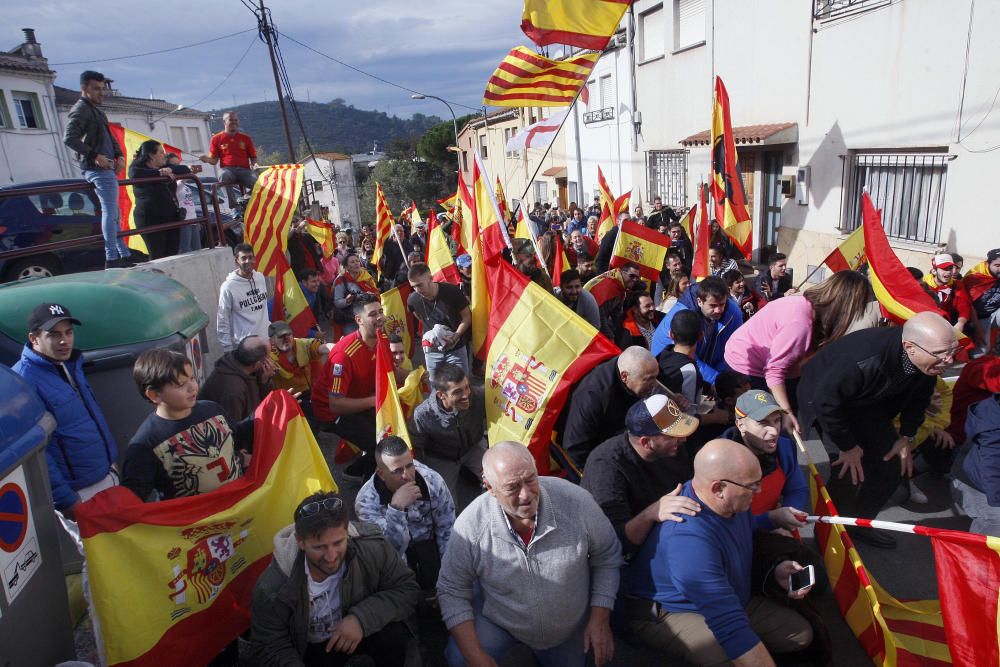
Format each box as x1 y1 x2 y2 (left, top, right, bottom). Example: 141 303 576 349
610 218 671 282
76 391 335 666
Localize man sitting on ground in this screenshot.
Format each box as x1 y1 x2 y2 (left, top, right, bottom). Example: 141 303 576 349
581 395 698 558
408 363 487 498
622 439 815 666
557 346 661 482
437 442 622 667
250 491 420 667
355 436 455 594
199 335 276 423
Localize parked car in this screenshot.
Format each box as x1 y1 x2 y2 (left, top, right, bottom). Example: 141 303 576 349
0 179 106 283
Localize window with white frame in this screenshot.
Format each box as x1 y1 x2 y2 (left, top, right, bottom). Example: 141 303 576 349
843 151 951 244
479 133 488 159
599 75 614 110
639 4 665 61
0 92 11 129
674 0 706 51
186 127 204 153
647 150 688 208
533 181 548 204
11 91 43 129
169 126 188 152
504 127 517 157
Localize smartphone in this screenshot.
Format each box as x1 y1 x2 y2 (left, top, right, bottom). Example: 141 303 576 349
788 565 815 593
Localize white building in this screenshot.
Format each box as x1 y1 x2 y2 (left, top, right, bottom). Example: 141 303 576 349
303 151 362 229
0 29 68 183
576 0 1000 278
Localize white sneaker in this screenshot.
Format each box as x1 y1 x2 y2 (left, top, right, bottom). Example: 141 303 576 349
908 479 928 504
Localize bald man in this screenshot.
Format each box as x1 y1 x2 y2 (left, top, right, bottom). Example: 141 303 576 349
437 442 622 667
557 346 662 482
797 312 957 548
622 440 814 666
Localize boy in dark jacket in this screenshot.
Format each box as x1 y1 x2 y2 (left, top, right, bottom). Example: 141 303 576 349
250 491 420 666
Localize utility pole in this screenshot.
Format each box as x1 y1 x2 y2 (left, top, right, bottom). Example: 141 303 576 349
258 0 297 162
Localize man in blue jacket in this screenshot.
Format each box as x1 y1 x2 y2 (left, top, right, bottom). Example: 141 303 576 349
13 303 118 523
651 276 743 386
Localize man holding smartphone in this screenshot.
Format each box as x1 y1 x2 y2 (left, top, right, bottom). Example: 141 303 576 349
622 439 816 667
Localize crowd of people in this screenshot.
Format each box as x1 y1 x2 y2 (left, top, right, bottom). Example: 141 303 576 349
22 66 1000 666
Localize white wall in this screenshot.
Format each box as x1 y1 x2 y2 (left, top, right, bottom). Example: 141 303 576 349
303 157 361 228
0 72 69 183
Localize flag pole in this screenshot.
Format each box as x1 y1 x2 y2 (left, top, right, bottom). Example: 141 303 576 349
794 263 825 291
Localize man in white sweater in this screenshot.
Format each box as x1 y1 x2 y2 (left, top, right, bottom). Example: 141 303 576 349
437 442 622 667
217 242 270 352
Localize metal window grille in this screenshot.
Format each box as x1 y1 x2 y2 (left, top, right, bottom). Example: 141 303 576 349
814 0 891 21
647 150 688 208
843 153 951 244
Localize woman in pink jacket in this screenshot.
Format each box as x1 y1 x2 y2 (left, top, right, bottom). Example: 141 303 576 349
724 270 873 433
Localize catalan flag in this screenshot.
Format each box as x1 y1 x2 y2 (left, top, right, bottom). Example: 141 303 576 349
271 259 318 337
710 77 753 261
596 165 616 241
305 218 336 259
483 46 599 107
521 0 630 51
426 210 460 285
381 284 416 358
244 165 305 277
372 183 394 278
692 185 711 280
610 219 670 282
495 178 510 223
376 332 411 446
77 391 335 666
485 258 618 472
109 124 183 256
823 225 867 273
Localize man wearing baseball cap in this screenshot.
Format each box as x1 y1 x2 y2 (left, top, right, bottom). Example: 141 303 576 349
267 320 331 423
923 253 972 332
13 303 119 523
582 394 699 557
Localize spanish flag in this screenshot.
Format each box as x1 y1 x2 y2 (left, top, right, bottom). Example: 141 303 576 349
305 218 336 259
495 178 510 222
822 225 867 273
485 258 618 472
483 46 598 107
584 268 626 307
596 165 616 241
678 204 696 240
453 175 475 255
271 257 318 337
372 183 394 279
710 77 753 260
381 284 416 358
521 0 630 50
610 219 670 282
77 391 335 666
244 164 305 277
109 124 183 256
470 153 511 360
376 332 411 446
692 185 711 280
614 191 631 217
551 233 570 287
963 260 996 302
426 210 460 285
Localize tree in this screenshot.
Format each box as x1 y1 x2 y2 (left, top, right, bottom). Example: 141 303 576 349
417 114 476 168
357 158 451 227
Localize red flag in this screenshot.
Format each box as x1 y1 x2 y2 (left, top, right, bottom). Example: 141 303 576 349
692 186 710 279
583 269 626 307
963 260 997 302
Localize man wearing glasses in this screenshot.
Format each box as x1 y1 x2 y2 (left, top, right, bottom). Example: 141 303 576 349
250 491 420 666
797 311 958 549
622 439 815 666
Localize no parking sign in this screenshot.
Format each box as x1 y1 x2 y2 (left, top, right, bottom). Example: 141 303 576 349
0 466 40 604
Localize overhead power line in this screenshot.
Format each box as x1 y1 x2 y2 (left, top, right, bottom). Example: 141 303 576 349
50 29 257 65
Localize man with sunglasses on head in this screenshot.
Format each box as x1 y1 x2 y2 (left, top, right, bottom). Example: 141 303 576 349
797 311 957 549
250 491 420 667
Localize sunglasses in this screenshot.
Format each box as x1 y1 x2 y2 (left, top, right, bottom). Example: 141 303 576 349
295 496 343 519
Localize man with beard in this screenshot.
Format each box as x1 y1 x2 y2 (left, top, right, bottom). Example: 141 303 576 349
556 269 601 330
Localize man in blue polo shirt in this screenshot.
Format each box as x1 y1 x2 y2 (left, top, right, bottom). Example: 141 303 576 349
622 439 814 666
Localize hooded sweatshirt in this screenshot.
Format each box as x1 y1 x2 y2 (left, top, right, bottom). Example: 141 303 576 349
249 522 420 666
217 269 270 351
960 395 1000 506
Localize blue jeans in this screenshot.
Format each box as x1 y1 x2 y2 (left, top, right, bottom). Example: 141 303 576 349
83 168 129 260
425 346 469 384
177 224 202 254
444 612 586 667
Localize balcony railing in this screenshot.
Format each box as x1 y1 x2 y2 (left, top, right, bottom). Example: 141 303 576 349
583 107 615 124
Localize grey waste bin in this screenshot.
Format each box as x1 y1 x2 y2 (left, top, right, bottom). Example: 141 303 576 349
0 364 74 667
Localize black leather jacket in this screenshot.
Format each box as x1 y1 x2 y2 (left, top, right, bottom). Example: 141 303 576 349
63 97 122 170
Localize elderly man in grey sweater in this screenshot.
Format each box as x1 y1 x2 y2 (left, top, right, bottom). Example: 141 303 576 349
437 441 623 667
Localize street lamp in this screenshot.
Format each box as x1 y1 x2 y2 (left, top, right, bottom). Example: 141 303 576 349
411 94 462 175
148 104 185 131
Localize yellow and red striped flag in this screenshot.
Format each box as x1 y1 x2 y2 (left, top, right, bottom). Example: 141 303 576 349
244 164 304 276
376 332 411 445
610 219 670 282
495 178 510 222
822 225 867 273
710 76 753 261
305 218 336 259
807 463 953 667
485 258 618 473
596 165 616 241
483 46 598 107
372 183 394 278
521 0 630 51
109 124 183 255
77 391 335 666
426 210 460 285
381 283 417 358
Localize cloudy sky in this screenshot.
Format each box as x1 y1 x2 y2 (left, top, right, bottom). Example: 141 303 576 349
6 1 533 119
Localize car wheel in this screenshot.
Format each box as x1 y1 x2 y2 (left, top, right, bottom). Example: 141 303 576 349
4 255 59 282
